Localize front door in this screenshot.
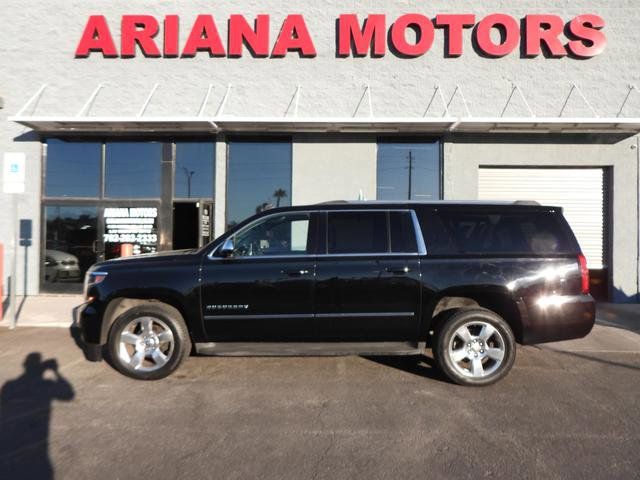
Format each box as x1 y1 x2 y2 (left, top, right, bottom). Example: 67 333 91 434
201 211 317 341
315 210 422 341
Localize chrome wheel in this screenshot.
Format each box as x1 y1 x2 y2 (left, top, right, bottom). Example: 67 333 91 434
448 321 506 379
117 316 175 372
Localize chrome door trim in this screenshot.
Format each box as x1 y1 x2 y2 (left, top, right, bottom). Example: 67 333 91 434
208 208 427 260
315 312 414 318
204 312 414 320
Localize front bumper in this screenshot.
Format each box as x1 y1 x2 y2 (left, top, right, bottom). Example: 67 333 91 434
71 301 104 362
76 299 104 345
519 294 596 345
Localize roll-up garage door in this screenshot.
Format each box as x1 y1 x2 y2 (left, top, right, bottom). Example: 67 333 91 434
478 167 606 270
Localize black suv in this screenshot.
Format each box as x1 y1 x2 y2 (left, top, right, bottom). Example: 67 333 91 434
78 201 595 386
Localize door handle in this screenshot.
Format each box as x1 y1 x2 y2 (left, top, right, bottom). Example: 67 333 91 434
281 269 310 276
385 266 410 275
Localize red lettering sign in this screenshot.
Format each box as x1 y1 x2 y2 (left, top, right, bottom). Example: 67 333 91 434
567 14 606 58
182 15 225 57
337 14 386 57
228 14 270 57
475 14 520 57
435 14 475 57
75 15 118 57
121 15 161 58
163 15 180 57
525 15 566 57
272 15 317 57
74 13 607 59
389 14 434 57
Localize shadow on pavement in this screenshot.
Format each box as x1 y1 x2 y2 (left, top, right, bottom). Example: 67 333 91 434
363 354 449 383
545 348 640 372
0 353 75 479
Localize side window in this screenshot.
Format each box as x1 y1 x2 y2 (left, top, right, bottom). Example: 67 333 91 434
232 213 310 257
328 212 388 254
421 210 575 255
389 212 418 253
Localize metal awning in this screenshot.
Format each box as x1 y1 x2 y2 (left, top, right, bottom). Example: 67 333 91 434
9 115 640 134
9 82 640 135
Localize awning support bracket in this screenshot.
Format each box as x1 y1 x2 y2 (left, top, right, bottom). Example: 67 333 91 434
198 84 214 117
76 84 104 117
424 85 451 118
353 84 373 117
284 85 301 117
500 82 535 118
215 84 232 116
559 83 599 118
138 83 159 117
617 84 637 118
447 85 472 117
15 84 47 117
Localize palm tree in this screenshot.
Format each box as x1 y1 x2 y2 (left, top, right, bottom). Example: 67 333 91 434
273 188 288 207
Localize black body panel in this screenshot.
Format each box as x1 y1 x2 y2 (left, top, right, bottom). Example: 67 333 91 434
78 201 596 351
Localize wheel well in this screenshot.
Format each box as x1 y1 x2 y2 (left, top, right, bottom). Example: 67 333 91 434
429 294 523 343
100 297 186 345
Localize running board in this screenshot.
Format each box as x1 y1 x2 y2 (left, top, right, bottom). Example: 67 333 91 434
194 341 422 356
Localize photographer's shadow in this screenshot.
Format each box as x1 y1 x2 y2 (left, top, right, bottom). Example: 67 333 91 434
0 353 75 480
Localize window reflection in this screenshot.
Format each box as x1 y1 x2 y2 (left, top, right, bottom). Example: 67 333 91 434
377 142 440 201
45 139 101 198
105 142 162 198
175 142 215 199
44 206 98 293
232 213 310 257
227 141 292 229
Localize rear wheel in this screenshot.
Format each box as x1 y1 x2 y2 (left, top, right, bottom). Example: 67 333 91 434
107 304 191 380
434 308 516 386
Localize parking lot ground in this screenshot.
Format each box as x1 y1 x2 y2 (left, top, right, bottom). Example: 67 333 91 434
0 319 639 479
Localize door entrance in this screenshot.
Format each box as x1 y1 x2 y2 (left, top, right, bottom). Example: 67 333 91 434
172 201 214 250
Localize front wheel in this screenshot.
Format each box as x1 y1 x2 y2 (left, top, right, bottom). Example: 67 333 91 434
434 308 516 386
107 304 191 380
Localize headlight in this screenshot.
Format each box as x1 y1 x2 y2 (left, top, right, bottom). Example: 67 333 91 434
83 270 109 300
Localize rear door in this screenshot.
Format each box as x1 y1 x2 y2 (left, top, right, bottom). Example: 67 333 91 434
315 210 423 341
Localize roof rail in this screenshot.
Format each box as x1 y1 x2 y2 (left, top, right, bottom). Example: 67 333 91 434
513 200 540 205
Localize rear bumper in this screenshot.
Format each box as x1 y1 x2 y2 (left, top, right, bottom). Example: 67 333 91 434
519 294 596 345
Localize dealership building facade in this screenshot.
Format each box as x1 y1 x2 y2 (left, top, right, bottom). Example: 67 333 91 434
1 1 639 302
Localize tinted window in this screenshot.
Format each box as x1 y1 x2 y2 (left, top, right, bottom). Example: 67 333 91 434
43 205 98 293
328 212 387 254
390 212 418 253
377 142 440 201
227 141 291 230
175 142 215 198
45 139 101 197
421 210 576 255
232 213 310 257
105 142 162 198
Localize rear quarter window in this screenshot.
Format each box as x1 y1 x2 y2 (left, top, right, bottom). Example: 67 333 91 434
420 210 578 256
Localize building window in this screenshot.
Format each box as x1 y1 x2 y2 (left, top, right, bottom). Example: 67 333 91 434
43 205 98 293
175 142 215 199
377 142 441 201
45 139 101 198
226 140 292 229
105 142 162 198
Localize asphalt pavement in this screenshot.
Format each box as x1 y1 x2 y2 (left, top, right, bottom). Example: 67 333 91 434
0 316 638 480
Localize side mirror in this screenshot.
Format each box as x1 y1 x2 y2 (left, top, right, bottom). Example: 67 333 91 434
218 237 235 258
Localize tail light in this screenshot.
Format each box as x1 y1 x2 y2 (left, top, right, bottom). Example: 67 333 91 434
577 253 589 294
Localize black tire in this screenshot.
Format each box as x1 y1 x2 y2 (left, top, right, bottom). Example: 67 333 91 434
106 303 191 380
434 308 516 386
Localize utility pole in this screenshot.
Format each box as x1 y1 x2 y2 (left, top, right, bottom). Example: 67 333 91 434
407 150 413 200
